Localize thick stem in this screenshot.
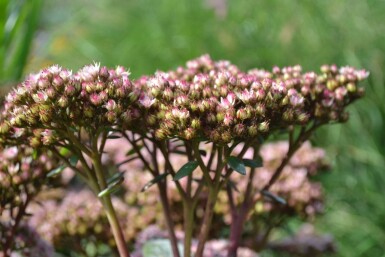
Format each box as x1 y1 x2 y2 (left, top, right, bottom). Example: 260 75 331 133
92 149 130 257
183 201 195 257
194 143 225 257
227 208 248 257
195 188 218 257
158 181 181 257
227 148 259 257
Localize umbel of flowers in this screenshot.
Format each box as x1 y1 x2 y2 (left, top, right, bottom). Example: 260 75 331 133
0 55 368 257
0 145 58 256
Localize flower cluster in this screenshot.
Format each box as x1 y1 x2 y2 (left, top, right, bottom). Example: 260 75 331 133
0 64 142 148
134 55 368 143
0 224 54 257
28 190 144 252
0 55 368 146
0 146 58 212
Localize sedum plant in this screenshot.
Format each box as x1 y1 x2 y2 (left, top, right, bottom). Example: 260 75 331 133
0 64 143 257
0 55 368 257
125 55 367 257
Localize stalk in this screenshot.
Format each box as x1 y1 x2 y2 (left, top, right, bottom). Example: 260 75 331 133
92 147 130 257
158 181 181 257
183 200 195 257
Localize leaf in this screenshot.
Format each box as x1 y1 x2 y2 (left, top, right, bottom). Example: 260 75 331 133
68 155 79 166
126 144 142 156
227 156 246 175
261 190 287 205
107 172 125 184
199 150 207 157
98 184 122 198
173 161 199 181
141 173 169 192
47 165 65 177
98 176 124 197
243 156 263 168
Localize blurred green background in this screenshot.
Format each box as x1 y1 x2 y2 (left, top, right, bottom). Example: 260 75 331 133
2 0 385 256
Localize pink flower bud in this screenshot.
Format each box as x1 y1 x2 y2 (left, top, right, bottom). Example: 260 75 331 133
105 99 117 111
52 76 64 88
183 128 195 140
32 91 48 103
234 124 245 136
223 112 234 126
236 108 249 120
89 93 102 106
139 94 156 108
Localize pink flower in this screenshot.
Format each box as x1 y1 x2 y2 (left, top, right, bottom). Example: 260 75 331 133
139 94 156 108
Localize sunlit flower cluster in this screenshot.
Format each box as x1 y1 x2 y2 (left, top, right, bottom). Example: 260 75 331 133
0 64 142 147
135 55 367 143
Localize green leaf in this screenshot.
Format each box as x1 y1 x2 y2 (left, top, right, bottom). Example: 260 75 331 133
199 150 207 156
228 156 246 175
107 172 125 184
98 176 124 197
98 184 122 198
173 161 199 181
126 144 142 156
243 156 263 168
69 156 79 166
261 190 287 205
47 165 66 177
141 173 169 192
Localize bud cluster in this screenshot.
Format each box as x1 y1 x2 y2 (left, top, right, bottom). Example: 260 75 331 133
28 190 140 252
0 64 142 148
0 56 368 147
0 223 54 257
0 146 58 212
135 55 368 143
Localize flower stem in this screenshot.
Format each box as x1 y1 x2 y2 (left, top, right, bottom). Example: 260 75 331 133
92 148 130 257
195 187 218 257
183 200 195 257
158 181 181 257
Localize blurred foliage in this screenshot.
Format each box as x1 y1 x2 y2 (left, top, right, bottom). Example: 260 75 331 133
0 0 42 85
8 0 385 256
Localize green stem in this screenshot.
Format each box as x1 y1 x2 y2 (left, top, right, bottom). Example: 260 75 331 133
193 143 225 257
183 201 195 257
92 145 130 257
195 187 218 257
